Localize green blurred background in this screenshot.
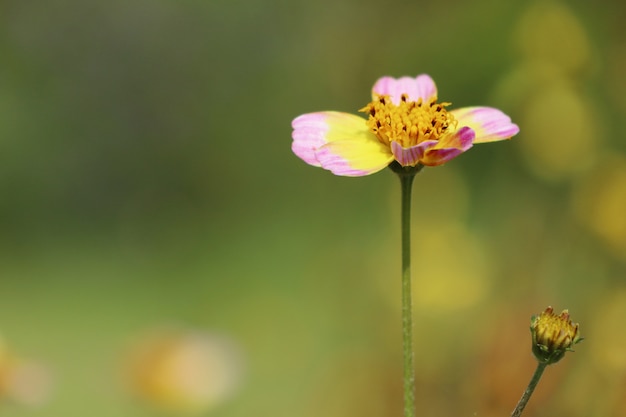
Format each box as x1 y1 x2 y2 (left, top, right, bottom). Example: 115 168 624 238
1 0 626 416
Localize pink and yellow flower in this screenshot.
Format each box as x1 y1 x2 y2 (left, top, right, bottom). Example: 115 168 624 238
292 75 519 176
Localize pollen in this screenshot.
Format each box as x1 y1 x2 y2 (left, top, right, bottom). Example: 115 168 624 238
359 94 457 147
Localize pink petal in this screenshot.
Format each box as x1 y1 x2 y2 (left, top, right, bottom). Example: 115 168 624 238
421 148 466 166
291 113 331 167
436 126 475 150
291 111 369 167
315 139 393 176
390 140 438 166
291 111 393 176
372 75 438 105
451 107 519 144
421 127 475 166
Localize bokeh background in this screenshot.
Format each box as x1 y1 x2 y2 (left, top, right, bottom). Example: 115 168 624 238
1 0 625 416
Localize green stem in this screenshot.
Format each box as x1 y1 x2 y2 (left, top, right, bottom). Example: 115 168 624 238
510 362 548 417
390 161 423 417
399 169 417 417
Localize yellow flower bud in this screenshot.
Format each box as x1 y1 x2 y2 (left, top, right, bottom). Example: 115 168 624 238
530 306 583 364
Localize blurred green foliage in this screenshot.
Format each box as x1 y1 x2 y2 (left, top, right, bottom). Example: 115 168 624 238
1 0 626 416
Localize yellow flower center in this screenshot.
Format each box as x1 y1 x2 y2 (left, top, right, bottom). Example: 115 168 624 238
360 94 457 148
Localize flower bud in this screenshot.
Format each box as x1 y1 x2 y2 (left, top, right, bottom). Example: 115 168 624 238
530 306 583 364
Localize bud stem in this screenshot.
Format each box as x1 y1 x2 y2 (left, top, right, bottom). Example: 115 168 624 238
510 361 548 417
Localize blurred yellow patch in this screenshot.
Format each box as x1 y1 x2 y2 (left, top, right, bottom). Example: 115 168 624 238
380 168 490 312
590 289 626 373
410 221 492 311
124 328 244 415
513 1 591 74
519 85 601 181
0 337 52 407
572 155 626 260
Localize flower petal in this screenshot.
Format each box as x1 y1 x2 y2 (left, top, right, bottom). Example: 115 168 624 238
451 107 519 144
315 139 394 176
421 127 475 166
390 140 438 167
436 126 475 150
291 111 393 176
292 111 373 167
372 75 438 105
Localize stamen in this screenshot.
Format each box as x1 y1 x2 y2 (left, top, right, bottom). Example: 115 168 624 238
359 94 457 148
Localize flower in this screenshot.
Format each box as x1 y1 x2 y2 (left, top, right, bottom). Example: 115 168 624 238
530 306 583 365
291 74 520 176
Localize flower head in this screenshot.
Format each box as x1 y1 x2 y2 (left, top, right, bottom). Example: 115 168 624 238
292 75 519 176
530 306 583 365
